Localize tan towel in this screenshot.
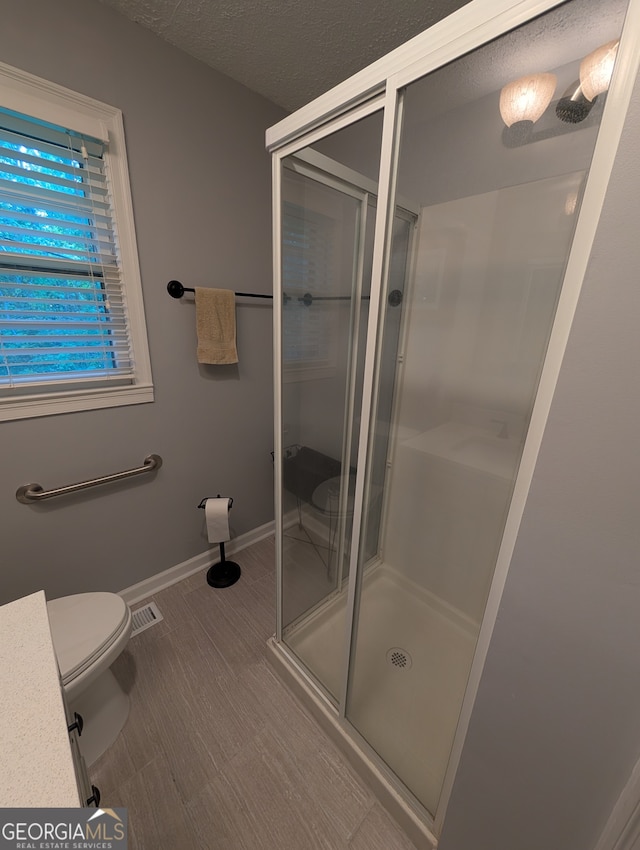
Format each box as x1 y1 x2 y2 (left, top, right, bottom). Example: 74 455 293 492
195 287 238 364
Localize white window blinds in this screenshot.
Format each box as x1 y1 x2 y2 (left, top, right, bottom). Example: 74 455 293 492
0 109 132 392
282 201 335 366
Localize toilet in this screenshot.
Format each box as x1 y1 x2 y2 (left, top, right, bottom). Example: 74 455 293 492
47 592 133 766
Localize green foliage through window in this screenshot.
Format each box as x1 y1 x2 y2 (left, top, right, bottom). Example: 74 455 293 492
0 114 122 387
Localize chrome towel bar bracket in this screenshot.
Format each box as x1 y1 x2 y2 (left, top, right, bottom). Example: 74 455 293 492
16 454 163 504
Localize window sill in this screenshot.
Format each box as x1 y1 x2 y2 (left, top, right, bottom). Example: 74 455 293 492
0 384 154 422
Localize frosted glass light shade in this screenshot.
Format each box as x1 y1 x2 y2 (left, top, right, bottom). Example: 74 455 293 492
580 40 619 101
499 73 557 127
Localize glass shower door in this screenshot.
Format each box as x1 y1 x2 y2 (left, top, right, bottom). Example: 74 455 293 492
278 111 384 700
345 0 629 817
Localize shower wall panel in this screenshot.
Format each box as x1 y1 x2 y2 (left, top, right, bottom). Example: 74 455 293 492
382 172 586 621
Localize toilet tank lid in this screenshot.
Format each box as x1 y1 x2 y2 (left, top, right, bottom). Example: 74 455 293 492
46 592 129 681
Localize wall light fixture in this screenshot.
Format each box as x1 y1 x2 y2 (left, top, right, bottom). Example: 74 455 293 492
555 81 595 123
500 39 620 145
499 73 557 128
580 39 619 101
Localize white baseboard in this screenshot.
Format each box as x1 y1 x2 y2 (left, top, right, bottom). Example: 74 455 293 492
283 505 331 543
119 519 275 606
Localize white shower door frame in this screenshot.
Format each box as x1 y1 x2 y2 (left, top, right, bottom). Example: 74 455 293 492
269 0 640 839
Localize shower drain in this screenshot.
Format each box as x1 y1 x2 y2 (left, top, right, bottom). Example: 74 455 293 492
386 647 413 670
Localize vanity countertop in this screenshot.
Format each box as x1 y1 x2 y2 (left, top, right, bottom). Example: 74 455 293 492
0 590 81 807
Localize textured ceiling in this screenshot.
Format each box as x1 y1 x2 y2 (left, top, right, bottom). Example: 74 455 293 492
97 0 469 111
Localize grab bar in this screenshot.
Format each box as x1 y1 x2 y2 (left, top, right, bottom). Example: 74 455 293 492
16 454 163 504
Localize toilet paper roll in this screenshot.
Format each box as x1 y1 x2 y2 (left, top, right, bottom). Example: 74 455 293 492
204 497 231 543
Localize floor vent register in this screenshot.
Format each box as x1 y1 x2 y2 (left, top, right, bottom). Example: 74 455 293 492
130 601 164 636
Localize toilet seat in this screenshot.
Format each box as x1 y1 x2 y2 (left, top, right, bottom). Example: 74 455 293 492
47 592 131 687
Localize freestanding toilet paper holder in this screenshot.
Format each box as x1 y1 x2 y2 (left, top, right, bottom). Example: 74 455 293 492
197 496 241 588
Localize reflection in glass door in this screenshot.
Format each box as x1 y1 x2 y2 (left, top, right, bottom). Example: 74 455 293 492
279 111 416 702
279 112 383 701
345 0 628 817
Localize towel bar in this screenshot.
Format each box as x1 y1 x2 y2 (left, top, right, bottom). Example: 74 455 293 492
16 454 163 504
167 280 273 300
167 280 403 307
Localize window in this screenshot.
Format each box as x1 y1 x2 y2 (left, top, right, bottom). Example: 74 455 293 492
0 63 152 420
282 200 336 371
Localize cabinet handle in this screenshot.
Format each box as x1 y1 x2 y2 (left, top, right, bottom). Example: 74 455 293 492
67 712 84 737
86 785 101 807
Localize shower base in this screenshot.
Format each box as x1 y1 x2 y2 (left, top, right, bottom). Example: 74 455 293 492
272 563 478 845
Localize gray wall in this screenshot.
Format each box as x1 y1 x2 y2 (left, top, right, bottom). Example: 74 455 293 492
0 0 285 604
440 66 640 850
5 1 640 845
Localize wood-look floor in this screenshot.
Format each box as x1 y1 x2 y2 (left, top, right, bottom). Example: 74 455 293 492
91 536 418 850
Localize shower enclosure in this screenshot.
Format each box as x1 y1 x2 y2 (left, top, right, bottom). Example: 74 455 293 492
268 0 639 844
